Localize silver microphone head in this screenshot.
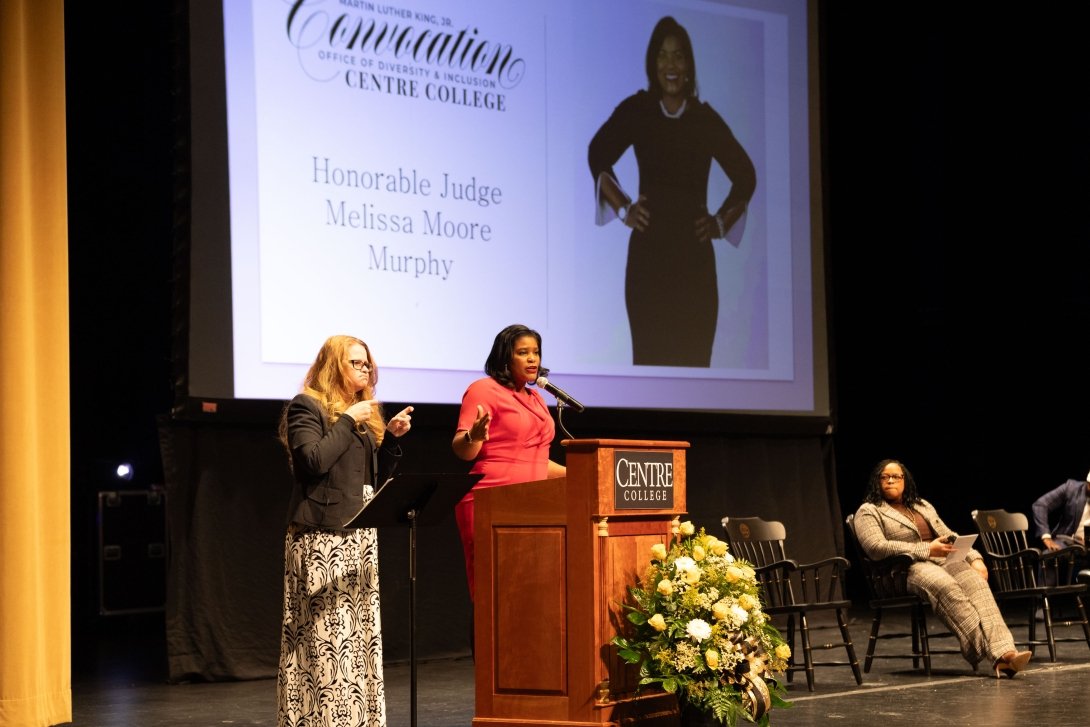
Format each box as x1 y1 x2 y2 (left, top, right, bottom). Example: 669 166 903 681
535 376 549 387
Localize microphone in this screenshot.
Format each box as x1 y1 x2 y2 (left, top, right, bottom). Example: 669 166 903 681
535 376 586 413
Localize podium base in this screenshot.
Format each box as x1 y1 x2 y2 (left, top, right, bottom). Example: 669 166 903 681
471 691 679 727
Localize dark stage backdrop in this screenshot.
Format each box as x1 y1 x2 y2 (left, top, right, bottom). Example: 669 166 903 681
159 412 839 681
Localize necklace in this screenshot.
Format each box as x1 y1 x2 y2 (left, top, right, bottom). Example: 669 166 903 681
660 98 687 119
889 502 914 519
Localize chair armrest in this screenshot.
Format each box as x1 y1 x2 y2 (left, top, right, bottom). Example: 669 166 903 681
796 555 852 573
1039 544 1088 562
752 558 799 574
982 548 1043 565
871 552 915 569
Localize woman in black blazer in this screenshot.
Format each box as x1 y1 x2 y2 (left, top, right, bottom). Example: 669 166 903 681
276 335 413 727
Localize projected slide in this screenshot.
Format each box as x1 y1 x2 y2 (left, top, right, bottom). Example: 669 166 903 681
215 0 817 411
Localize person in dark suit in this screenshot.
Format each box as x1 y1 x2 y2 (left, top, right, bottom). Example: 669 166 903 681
1032 473 1090 550
854 459 1031 678
276 334 413 727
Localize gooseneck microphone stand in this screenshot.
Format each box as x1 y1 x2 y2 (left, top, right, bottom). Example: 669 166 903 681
556 400 576 440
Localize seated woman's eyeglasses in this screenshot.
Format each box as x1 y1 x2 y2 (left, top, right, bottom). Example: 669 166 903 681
879 473 904 482
349 359 372 372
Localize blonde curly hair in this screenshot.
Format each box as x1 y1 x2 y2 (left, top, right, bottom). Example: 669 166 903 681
288 334 386 444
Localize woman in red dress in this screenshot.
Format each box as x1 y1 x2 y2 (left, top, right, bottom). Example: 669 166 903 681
451 324 566 597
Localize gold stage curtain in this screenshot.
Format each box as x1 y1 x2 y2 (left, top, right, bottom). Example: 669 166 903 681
0 0 72 725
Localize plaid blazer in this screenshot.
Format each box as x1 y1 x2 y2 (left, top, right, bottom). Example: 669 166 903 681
854 499 983 565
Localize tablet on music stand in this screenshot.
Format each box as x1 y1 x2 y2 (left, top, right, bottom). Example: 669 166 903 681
344 472 479 529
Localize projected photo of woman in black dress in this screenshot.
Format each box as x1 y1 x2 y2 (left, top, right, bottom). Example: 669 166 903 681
588 16 756 367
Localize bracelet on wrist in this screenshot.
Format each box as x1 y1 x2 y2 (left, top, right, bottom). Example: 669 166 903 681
715 213 727 239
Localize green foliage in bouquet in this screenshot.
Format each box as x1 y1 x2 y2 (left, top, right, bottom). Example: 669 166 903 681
611 522 792 726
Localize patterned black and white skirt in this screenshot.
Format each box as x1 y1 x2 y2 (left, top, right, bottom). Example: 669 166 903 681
277 522 385 727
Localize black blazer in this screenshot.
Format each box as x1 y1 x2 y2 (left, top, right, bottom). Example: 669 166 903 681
284 393 402 529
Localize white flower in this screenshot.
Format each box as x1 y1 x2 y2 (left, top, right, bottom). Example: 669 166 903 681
731 604 750 624
686 618 712 642
673 556 695 573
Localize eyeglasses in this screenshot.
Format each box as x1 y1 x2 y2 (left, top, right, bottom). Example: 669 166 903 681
349 359 372 372
879 474 904 482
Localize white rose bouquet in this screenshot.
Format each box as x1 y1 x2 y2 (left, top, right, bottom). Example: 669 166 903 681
611 522 791 726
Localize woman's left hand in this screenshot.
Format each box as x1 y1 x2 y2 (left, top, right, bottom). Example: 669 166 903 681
694 213 718 243
970 558 989 582
386 406 414 437
697 204 744 243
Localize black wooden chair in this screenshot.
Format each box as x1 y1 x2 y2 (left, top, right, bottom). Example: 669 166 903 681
843 514 958 675
721 516 862 691
971 508 1090 661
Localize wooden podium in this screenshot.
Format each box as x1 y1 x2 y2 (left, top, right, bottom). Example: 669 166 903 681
472 439 689 727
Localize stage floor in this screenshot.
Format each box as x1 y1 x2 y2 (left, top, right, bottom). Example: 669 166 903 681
68 610 1090 726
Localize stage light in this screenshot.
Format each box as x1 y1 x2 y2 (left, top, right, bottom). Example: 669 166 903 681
115 463 134 481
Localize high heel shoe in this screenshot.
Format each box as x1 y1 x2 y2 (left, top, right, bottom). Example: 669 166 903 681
994 650 1032 678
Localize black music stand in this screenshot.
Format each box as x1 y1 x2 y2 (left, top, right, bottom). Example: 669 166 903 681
345 472 480 727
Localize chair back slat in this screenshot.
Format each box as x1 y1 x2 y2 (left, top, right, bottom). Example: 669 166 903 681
972 508 1043 589
757 566 793 609
722 516 793 607
721 516 787 567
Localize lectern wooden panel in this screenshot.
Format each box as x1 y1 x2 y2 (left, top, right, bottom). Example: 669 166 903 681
473 439 688 727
